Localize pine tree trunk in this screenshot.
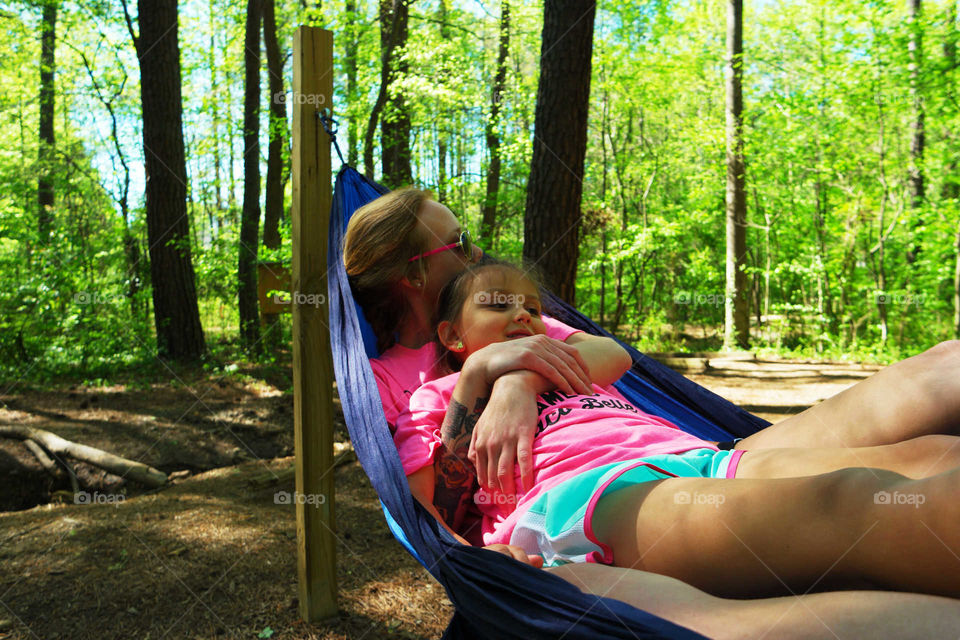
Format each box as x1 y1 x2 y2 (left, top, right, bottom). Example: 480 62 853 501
208 0 223 215
344 0 359 166
724 0 749 349
955 222 960 339
379 0 411 187
945 1 959 338
523 0 596 304
136 0 206 360
238 0 262 351
599 87 610 329
907 0 925 264
436 0 449 202
363 0 405 181
873 58 891 345
437 128 447 203
481 0 510 243
37 1 56 239
262 0 285 251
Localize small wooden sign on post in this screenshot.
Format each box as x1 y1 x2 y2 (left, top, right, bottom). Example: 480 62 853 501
257 262 292 318
291 25 337 622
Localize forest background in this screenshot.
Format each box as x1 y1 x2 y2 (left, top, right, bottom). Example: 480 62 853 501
2 0 959 384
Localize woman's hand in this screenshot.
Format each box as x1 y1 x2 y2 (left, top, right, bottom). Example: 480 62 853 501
462 335 593 396
483 543 545 567
468 371 541 497
448 334 629 497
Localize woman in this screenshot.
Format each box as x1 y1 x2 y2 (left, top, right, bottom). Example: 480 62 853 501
343 188 960 634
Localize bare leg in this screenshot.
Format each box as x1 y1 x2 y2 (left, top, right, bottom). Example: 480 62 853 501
736 434 960 479
739 340 960 450
550 563 960 640
593 466 960 598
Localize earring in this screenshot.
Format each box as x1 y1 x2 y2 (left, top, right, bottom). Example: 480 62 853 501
456 341 463 351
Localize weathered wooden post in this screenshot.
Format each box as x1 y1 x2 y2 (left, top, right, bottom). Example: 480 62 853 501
291 25 337 621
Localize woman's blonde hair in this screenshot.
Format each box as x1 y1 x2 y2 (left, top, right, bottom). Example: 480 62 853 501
343 187 432 351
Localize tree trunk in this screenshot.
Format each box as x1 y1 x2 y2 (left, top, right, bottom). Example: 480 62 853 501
37 0 57 240
873 71 892 345
437 127 447 203
262 0 285 251
136 0 206 360
209 0 223 215
724 0 749 349
599 85 610 329
436 0 448 202
523 0 596 304
362 0 406 182
238 0 262 351
955 221 960 339
945 1 959 338
481 0 510 243
344 0 359 166
907 0 925 264
379 0 411 187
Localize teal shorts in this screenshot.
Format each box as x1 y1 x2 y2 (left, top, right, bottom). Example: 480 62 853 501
509 447 745 566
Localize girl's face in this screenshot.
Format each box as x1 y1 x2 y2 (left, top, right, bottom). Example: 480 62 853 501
414 200 482 301
440 268 546 358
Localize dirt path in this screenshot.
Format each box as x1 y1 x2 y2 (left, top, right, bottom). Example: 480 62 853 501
0 357 884 639
683 356 881 424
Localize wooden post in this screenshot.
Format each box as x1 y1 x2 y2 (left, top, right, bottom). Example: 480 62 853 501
291 26 337 621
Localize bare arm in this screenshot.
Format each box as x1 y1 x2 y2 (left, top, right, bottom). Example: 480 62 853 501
563 333 632 387
406 465 544 567
407 465 470 544
446 333 632 494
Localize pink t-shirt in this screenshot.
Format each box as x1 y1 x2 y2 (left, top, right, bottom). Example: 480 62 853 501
370 316 581 428
395 376 714 546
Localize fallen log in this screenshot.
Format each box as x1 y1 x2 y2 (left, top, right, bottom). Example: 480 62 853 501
0 425 167 488
23 438 80 493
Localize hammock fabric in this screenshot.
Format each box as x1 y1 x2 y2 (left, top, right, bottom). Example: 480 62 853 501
327 165 769 639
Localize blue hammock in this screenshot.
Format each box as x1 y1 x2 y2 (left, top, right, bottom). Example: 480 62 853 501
327 165 769 639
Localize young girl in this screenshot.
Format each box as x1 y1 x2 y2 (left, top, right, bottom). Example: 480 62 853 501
396 260 960 598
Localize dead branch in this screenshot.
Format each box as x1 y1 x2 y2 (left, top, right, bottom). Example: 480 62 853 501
22 439 80 493
0 425 167 488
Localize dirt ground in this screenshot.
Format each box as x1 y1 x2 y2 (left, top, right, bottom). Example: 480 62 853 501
0 356 881 639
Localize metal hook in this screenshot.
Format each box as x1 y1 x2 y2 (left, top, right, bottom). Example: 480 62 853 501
317 108 345 165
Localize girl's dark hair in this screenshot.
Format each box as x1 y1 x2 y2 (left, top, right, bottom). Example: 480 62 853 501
433 257 543 371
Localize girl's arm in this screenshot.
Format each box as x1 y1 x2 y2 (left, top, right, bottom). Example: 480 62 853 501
407 466 470 544
446 334 631 495
563 333 633 386
406 465 544 567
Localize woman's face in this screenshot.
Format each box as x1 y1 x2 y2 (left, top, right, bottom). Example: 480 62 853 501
414 200 481 301
448 268 546 357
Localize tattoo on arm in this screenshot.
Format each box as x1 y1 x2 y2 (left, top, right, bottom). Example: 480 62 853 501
434 396 487 530
441 397 487 455
433 451 478 529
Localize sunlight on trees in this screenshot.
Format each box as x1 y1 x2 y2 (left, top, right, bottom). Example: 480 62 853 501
1 0 958 378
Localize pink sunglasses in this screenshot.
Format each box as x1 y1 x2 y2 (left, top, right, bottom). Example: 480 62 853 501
408 230 474 262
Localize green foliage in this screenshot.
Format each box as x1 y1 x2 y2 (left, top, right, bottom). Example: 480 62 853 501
1 0 958 384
